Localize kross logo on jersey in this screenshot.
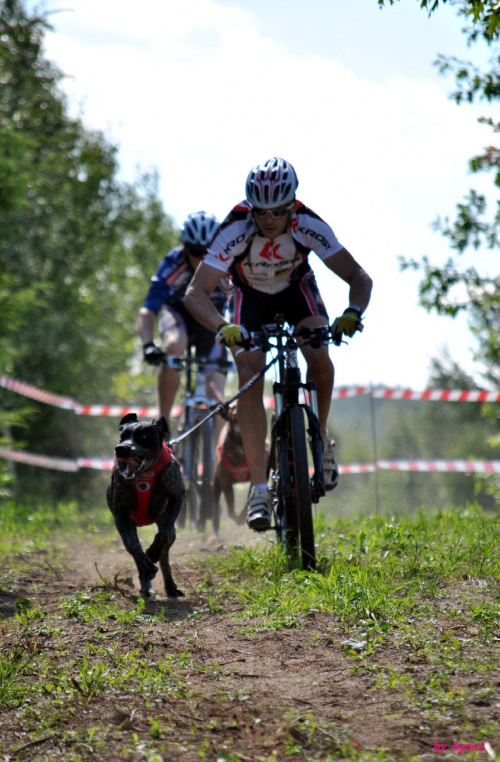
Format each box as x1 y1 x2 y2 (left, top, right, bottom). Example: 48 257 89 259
259 242 284 261
223 233 246 257
297 226 331 249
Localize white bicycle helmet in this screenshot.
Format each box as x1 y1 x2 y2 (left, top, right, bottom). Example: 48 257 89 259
245 157 298 209
180 211 219 248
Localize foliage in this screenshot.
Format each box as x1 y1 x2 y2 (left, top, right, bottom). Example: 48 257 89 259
377 1 500 42
383 0 500 389
380 2 500 514
0 0 178 503
0 272 39 491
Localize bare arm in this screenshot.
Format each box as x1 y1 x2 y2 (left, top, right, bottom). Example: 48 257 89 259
184 263 227 332
323 247 373 313
138 307 157 345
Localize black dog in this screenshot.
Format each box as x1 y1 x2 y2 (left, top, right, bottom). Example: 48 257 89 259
106 413 185 598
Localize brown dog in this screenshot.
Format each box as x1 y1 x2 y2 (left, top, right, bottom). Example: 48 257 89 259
106 413 185 598
212 405 249 533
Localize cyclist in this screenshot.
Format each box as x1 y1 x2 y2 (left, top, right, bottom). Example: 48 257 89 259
184 158 372 530
138 211 228 423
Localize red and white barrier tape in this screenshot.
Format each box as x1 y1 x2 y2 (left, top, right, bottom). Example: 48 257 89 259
75 405 159 417
333 386 372 399
74 404 184 418
0 375 77 409
76 457 114 471
1 447 499 474
372 389 500 402
339 464 376 474
377 459 500 473
1 374 500 417
0 447 79 472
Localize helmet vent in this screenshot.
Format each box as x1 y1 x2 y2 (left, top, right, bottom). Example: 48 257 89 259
245 157 298 209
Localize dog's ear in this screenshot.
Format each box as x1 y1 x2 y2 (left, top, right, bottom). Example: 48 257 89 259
118 413 138 430
152 415 170 440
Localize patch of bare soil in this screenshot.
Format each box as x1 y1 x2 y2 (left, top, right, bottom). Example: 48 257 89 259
1 524 499 761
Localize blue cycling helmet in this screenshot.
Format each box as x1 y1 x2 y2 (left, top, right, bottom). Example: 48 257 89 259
180 211 219 248
245 157 298 209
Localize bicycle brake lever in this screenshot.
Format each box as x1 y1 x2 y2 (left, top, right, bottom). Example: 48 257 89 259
234 342 261 356
332 335 346 346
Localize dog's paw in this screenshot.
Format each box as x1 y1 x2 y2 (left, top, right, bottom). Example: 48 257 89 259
140 587 157 600
166 586 185 598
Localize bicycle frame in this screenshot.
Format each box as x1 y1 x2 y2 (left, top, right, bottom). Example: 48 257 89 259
247 317 334 570
271 328 325 504
164 349 230 531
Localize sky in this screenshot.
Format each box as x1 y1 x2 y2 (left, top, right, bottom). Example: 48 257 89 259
29 0 498 390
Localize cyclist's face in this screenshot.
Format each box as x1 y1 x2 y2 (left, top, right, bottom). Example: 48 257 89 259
252 205 291 238
185 245 207 269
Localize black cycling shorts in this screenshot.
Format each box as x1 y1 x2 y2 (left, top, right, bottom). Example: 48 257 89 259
159 303 220 360
228 263 329 331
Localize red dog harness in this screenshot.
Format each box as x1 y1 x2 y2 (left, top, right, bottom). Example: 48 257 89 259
217 443 250 483
127 442 173 526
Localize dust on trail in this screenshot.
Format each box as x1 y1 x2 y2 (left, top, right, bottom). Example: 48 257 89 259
72 520 266 592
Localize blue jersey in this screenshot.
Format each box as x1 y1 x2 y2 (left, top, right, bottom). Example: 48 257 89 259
143 246 228 314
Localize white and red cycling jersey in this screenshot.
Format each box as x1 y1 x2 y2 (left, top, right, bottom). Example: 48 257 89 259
204 200 343 295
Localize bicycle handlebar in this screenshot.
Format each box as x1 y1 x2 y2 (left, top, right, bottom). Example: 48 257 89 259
159 354 234 371
236 322 343 352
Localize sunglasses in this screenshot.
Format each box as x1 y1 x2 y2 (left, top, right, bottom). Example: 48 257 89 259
252 205 292 219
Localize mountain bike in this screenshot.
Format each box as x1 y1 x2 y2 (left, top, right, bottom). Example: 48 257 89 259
241 318 338 571
162 349 232 532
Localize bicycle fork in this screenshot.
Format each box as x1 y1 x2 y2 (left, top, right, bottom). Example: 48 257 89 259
273 375 325 503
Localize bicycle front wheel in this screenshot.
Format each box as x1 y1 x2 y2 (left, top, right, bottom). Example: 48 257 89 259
270 414 297 554
289 406 316 570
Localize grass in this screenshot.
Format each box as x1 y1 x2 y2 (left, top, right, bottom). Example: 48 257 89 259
0 498 111 549
204 504 499 628
0 499 498 760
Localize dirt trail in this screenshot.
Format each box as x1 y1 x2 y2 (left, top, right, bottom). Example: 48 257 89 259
1 523 498 761
72 522 263 587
